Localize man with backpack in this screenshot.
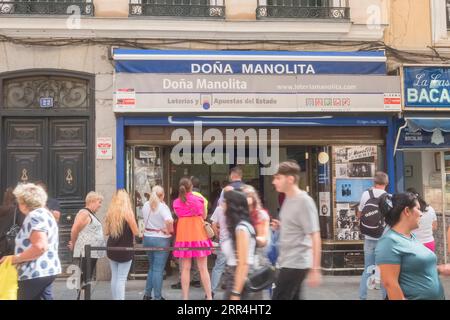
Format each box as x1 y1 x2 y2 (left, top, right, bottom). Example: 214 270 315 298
357 171 389 300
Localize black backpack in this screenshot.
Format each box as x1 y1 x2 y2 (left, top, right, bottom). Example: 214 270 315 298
359 189 385 238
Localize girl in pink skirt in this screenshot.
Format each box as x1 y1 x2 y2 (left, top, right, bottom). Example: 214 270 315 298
408 188 437 252
173 177 213 300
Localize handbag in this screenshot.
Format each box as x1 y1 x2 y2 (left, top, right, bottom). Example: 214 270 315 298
237 221 276 292
204 221 215 239
5 207 20 253
246 265 276 292
0 256 18 300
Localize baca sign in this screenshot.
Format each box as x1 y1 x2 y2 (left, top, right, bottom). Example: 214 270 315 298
404 66 450 110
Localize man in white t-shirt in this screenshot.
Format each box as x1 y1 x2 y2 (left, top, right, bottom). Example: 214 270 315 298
357 171 388 300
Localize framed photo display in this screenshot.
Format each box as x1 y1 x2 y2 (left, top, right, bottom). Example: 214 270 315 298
332 146 378 241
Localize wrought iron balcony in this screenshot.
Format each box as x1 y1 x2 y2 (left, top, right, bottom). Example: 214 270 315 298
0 0 94 15
130 0 224 19
257 0 350 20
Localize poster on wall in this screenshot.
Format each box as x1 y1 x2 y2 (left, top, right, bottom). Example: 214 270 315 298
319 192 331 217
335 203 362 241
96 137 113 160
347 163 375 178
335 164 348 178
332 146 377 241
335 179 374 203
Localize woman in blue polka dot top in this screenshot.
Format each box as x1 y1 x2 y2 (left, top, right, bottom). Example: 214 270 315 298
0 183 61 300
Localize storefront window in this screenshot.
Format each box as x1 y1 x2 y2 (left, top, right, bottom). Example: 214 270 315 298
126 145 163 219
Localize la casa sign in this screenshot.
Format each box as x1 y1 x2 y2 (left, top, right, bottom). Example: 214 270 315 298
404 66 450 109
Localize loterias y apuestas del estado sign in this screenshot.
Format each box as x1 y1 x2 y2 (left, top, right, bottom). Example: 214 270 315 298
403 66 450 110
113 49 398 113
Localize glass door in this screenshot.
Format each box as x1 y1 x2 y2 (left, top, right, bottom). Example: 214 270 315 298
126 145 164 277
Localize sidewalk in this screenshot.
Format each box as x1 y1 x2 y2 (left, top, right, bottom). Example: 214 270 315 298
52 274 450 300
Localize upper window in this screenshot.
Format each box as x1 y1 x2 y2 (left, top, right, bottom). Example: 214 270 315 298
257 0 350 20
129 0 225 19
0 0 93 15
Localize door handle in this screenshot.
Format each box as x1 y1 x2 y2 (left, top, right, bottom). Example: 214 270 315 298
20 169 29 182
66 169 74 185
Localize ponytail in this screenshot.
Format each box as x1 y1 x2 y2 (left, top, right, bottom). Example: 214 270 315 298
150 185 164 211
149 191 160 211
178 177 192 203
379 192 418 227
406 187 428 212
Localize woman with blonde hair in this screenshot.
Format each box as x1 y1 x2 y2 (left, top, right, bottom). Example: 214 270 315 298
142 185 174 300
0 183 61 300
70 191 106 300
105 189 139 300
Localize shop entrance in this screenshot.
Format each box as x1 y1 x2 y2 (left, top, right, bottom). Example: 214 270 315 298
127 145 316 217
126 144 317 276
402 150 450 264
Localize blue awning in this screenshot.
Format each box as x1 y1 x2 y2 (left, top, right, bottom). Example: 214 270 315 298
407 118 450 133
396 118 450 151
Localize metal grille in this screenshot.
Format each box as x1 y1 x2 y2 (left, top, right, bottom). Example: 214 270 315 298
256 0 350 20
130 0 224 18
3 76 89 109
0 0 93 15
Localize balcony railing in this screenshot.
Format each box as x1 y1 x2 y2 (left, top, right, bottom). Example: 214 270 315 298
130 0 224 19
447 0 450 30
0 0 93 15
257 0 350 20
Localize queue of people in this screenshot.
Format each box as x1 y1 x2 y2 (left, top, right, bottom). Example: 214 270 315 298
3 160 450 301
357 171 450 300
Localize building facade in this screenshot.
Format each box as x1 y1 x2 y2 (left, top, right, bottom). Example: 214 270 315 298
1 0 439 278
385 0 450 264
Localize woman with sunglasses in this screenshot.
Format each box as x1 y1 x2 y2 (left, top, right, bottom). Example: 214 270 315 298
375 192 444 300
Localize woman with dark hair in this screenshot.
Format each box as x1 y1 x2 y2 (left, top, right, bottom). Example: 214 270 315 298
221 189 256 300
375 192 444 300
406 188 437 252
0 187 24 259
172 177 212 300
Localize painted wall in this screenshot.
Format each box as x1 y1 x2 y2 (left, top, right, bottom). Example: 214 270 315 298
349 0 389 25
385 0 432 50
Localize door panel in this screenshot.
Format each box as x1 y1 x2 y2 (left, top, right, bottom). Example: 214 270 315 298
6 150 44 186
5 119 45 147
52 150 86 201
2 116 92 271
50 119 88 147
4 119 46 187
